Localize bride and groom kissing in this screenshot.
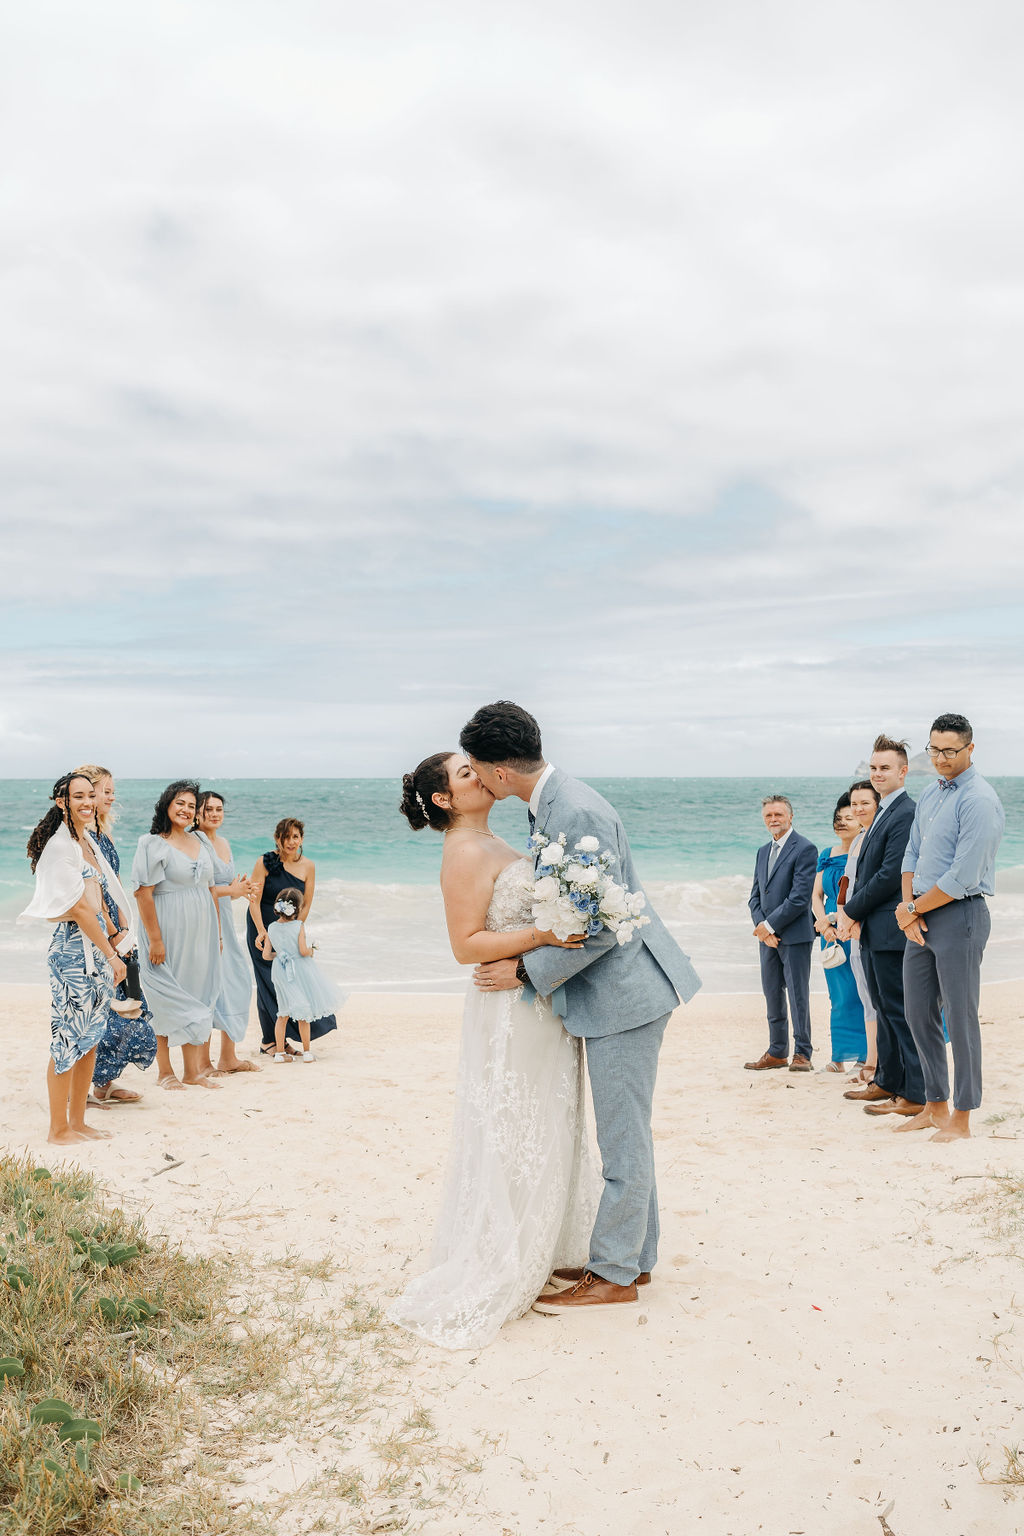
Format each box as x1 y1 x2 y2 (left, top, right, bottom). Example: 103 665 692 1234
389 700 702 1351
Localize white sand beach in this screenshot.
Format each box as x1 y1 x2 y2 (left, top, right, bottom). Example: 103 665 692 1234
3 980 1024 1535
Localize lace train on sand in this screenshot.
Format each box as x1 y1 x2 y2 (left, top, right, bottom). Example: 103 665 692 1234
388 859 599 1350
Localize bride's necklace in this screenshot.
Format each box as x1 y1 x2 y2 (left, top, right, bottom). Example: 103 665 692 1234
445 827 495 840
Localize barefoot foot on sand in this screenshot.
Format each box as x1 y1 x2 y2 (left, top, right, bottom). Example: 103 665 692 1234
72 1124 113 1140
48 1127 90 1145
894 1109 943 1133
931 1125 971 1142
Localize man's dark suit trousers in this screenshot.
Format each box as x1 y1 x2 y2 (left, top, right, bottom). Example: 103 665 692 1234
861 941 926 1105
759 941 813 1061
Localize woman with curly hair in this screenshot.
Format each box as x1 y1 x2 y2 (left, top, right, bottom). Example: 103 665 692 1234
132 780 222 1090
20 772 131 1143
74 763 157 1105
246 817 337 1057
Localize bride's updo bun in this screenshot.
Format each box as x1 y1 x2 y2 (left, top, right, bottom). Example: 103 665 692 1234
399 753 456 832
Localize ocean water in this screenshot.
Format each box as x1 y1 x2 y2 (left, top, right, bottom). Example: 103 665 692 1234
3 777 1022 994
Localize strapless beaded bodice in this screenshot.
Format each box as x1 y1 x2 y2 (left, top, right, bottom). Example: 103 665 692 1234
485 858 534 933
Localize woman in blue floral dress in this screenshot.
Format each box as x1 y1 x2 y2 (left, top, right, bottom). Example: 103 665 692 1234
75 764 158 1105
20 773 131 1144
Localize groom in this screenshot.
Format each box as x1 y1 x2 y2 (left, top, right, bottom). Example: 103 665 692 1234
461 700 702 1314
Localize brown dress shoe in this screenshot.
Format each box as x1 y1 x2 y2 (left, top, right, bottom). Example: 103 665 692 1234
864 1098 926 1117
789 1055 812 1072
550 1267 651 1288
843 1083 891 1101
744 1052 788 1070
532 1271 638 1313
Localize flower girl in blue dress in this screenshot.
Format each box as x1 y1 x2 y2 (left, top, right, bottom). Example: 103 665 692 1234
264 888 339 1063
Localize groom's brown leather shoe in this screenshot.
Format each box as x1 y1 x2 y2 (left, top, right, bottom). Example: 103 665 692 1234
744 1052 788 1070
549 1267 651 1288
532 1272 638 1313
843 1083 890 1101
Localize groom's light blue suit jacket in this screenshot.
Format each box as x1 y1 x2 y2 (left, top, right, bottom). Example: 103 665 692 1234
522 769 702 1038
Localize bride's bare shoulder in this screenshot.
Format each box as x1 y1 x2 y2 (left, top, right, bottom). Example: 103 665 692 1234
440 836 517 886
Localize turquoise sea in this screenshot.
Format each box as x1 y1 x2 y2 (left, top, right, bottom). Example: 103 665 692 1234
3 777 1022 993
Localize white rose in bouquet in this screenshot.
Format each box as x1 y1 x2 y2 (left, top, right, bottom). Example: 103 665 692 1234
533 874 561 903
627 891 648 916
538 842 566 867
535 894 584 942
601 882 629 921
565 863 599 888
575 836 600 853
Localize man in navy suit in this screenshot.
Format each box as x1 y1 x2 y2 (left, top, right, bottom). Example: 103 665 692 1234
839 734 925 1117
746 795 818 1071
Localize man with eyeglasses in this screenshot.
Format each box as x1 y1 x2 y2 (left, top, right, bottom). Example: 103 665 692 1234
892 713 1005 1143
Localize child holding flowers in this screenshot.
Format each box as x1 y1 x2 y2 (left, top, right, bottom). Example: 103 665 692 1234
263 888 339 1063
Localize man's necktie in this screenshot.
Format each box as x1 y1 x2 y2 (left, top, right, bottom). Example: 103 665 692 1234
528 809 536 832
767 839 781 876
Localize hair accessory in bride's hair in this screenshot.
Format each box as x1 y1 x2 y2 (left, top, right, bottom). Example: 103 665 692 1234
415 791 427 814
273 897 298 917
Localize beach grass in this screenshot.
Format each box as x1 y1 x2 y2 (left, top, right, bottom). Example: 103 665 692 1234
0 1152 479 1535
0 1151 284 1535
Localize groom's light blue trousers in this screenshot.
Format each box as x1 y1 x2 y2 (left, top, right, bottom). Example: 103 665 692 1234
584 1012 670 1287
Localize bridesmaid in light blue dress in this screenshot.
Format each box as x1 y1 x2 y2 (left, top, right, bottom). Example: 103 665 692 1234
195 789 258 1075
132 781 221 1090
265 888 341 1062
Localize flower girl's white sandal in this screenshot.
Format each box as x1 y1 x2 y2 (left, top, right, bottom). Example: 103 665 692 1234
301 1051 316 1063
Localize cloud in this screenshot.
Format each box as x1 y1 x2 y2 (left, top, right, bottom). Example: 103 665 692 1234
1 1 1022 775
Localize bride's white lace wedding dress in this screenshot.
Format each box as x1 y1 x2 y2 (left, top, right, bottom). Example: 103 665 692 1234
388 857 599 1350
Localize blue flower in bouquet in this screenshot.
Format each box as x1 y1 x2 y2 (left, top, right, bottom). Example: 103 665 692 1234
587 918 603 936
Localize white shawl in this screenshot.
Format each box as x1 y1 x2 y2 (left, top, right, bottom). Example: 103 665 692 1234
19 823 135 972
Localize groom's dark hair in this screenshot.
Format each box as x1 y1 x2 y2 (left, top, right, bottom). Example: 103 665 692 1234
460 701 544 771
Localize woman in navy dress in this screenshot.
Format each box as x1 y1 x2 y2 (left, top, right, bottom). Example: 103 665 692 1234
246 817 337 1055
812 795 867 1071
75 764 157 1105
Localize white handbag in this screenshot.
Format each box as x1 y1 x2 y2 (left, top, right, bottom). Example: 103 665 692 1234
821 940 847 970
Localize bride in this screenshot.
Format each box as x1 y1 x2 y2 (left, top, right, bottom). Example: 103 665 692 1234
389 751 599 1350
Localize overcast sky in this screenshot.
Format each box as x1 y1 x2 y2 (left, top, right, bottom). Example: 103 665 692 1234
3 0 1022 778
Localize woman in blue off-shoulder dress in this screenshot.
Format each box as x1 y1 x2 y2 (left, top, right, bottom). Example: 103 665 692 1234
133 781 221 1090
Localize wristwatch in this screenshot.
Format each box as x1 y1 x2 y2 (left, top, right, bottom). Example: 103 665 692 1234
905 901 917 916
515 958 529 985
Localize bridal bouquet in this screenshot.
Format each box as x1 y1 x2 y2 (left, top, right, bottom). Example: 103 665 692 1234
526 832 651 945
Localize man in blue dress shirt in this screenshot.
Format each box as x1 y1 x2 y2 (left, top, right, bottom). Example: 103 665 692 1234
894 713 1005 1143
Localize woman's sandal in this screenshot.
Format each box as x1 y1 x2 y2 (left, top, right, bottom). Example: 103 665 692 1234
824 1061 846 1073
